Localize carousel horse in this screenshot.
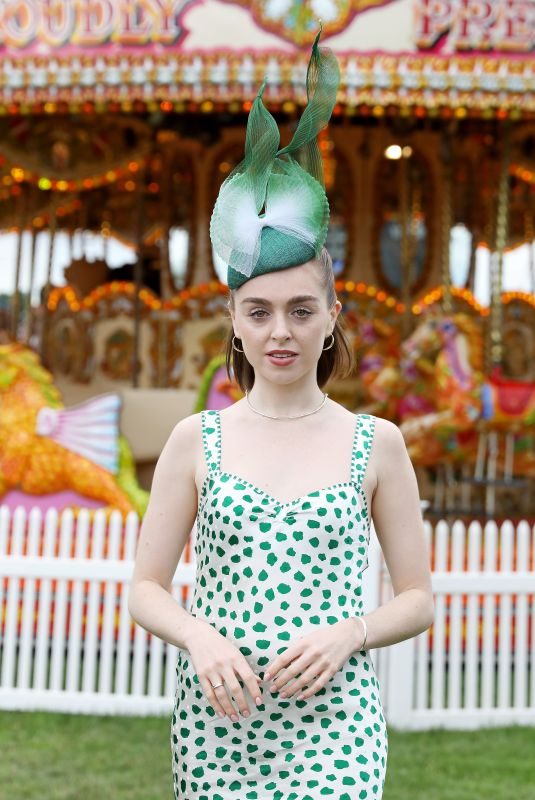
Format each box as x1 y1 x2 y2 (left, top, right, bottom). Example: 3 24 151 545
398 313 535 475
0 342 147 515
358 317 436 422
193 353 243 413
357 318 402 416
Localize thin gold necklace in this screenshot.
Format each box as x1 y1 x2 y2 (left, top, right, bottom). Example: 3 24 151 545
245 390 329 420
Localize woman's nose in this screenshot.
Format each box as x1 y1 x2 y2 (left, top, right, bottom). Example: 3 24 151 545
269 315 292 339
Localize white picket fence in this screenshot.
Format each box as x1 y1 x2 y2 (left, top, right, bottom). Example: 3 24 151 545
0 505 534 729
372 519 535 729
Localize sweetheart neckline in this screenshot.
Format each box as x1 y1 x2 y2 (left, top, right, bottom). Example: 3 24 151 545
198 470 369 516
198 409 372 516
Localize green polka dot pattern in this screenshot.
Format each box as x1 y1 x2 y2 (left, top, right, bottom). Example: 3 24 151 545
171 410 388 799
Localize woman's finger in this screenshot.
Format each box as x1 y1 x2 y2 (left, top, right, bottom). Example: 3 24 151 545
295 667 333 700
214 672 246 719
222 670 252 718
264 642 301 682
269 653 312 693
200 675 230 718
241 668 264 710
279 661 322 698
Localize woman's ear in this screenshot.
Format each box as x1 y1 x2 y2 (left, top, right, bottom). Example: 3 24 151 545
330 299 342 329
229 313 240 340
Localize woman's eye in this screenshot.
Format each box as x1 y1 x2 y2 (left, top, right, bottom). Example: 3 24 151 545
249 308 312 319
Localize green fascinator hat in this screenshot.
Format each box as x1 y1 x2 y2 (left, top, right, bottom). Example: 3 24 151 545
210 28 341 290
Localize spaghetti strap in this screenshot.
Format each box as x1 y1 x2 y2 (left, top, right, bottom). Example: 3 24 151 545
351 413 376 491
200 409 221 474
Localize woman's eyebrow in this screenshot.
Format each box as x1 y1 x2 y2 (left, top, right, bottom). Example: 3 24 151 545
240 295 319 305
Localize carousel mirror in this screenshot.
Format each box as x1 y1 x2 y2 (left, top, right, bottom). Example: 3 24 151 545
323 137 352 277
448 153 476 289
449 222 472 288
167 150 195 290
374 144 431 295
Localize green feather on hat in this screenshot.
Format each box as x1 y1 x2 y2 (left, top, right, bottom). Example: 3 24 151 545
210 28 341 290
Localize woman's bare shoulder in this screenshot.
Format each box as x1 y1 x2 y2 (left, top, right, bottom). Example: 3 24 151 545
160 410 204 471
370 414 412 477
371 413 405 445
372 413 403 438
168 410 203 441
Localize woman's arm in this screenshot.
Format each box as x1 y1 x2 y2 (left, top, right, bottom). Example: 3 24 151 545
127 412 202 650
359 417 435 650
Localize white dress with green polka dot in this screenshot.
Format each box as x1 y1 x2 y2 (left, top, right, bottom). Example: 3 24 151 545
171 409 388 800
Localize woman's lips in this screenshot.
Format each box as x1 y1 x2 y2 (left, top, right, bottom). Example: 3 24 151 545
266 353 298 366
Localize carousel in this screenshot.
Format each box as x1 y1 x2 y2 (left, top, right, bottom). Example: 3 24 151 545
1 0 534 518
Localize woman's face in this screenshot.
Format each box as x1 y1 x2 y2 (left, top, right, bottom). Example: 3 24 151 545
230 261 341 385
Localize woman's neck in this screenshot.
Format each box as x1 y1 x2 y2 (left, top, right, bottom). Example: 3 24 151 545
246 379 327 418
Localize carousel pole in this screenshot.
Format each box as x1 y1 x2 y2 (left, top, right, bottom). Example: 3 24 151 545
399 149 412 336
101 217 109 263
466 237 478 294
156 146 174 388
24 223 38 346
40 196 58 365
159 148 174 301
440 135 453 314
489 122 512 372
157 228 171 388
132 169 146 389
10 187 27 341
189 147 215 286
465 137 478 294
525 210 535 295
68 221 75 264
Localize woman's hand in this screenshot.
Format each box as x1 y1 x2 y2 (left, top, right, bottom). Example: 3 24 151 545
263 617 365 701
185 619 263 721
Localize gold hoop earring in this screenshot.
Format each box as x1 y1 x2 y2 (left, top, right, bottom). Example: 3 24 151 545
322 333 335 351
232 335 244 353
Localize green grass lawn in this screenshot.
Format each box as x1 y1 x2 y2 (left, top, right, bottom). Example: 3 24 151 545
1 711 534 800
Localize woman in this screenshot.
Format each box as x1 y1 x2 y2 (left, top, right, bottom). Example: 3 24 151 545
128 30 434 800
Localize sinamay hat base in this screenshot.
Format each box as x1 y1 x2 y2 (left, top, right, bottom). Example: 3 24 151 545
226 227 317 289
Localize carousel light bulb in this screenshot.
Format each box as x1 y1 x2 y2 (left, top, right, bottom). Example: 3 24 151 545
385 145 402 160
